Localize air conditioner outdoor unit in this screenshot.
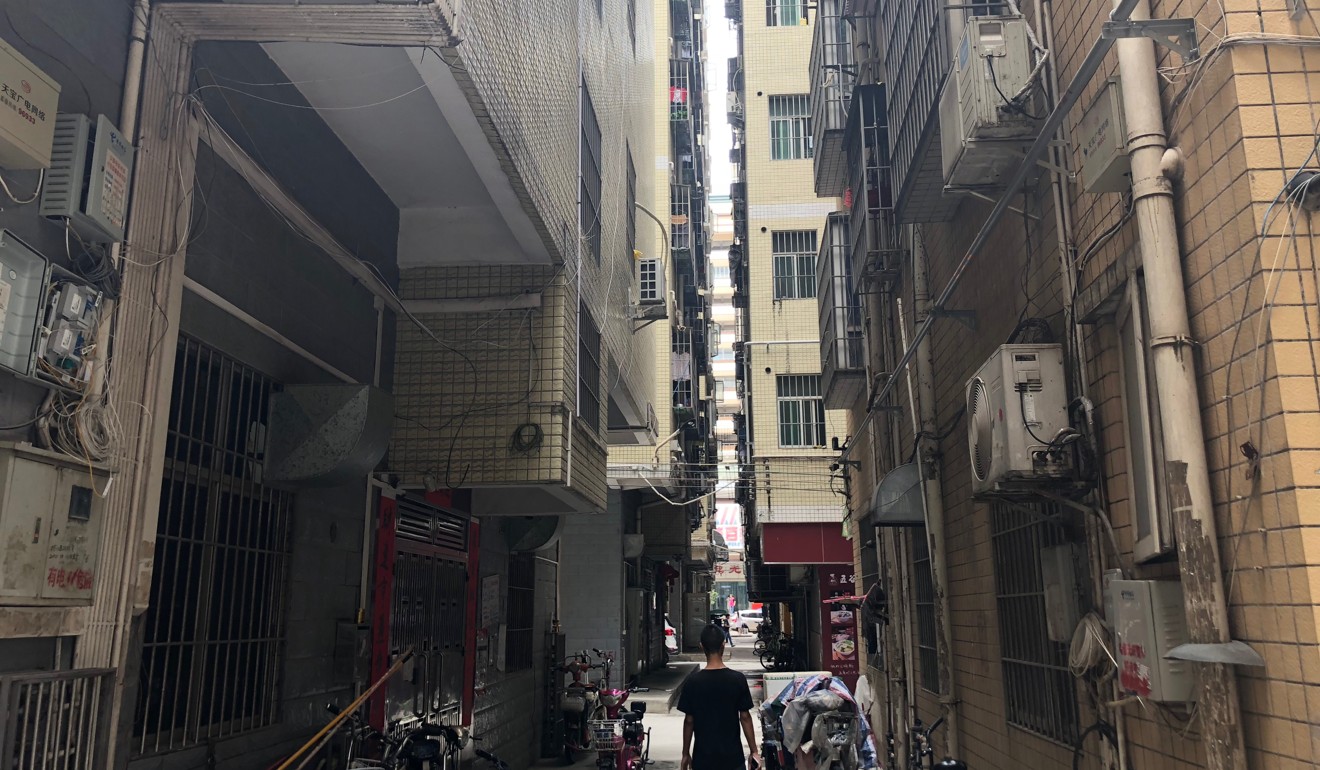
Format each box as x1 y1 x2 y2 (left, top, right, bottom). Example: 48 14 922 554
965 343 1070 495
637 257 665 304
939 15 1040 192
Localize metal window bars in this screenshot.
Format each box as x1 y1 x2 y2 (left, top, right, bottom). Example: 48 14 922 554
0 668 114 770
769 95 814 160
990 501 1080 745
775 375 825 447
578 301 603 433
134 335 293 757
765 0 805 26
844 85 903 289
669 60 692 122
817 213 865 409
670 184 692 252
910 530 940 693
772 230 818 300
581 82 603 265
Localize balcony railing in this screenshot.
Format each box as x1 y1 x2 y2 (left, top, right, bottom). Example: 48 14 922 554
882 0 959 222
810 0 854 197
1 668 114 769
845 85 905 289
672 0 695 58
818 212 866 410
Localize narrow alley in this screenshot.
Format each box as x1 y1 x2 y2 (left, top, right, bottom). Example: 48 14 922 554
0 1 1318 770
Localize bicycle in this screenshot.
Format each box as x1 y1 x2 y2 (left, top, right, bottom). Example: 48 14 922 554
905 717 966 770
327 702 509 770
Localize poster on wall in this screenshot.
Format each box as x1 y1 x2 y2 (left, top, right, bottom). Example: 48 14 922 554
819 566 859 692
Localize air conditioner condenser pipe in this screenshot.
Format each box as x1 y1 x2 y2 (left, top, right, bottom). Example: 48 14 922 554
1113 1 1246 768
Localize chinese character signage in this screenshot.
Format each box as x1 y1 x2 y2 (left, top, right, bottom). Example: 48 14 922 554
714 561 745 581
715 503 743 550
819 566 859 692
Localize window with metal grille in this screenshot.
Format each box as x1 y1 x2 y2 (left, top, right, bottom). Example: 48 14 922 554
671 184 692 251
627 0 637 50
626 147 637 264
990 501 1079 744
771 230 818 299
579 301 603 432
911 528 939 692
505 555 536 671
765 0 806 26
769 95 813 160
134 336 293 756
776 375 825 447
581 82 603 265
673 378 694 409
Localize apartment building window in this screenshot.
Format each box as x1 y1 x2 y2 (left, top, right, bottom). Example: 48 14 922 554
625 148 637 263
581 82 603 265
772 230 818 299
769 95 813 160
673 378 694 409
579 301 603 432
506 554 535 671
911 529 939 693
135 336 293 755
776 375 825 447
766 0 807 26
990 501 1079 744
1117 278 1172 562
628 0 637 50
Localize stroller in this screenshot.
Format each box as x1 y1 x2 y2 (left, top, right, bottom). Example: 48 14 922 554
759 675 878 770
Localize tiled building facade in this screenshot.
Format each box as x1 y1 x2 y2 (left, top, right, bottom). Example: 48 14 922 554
800 0 1320 769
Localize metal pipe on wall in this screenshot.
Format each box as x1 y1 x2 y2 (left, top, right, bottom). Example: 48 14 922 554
1113 1 1246 767
909 232 959 756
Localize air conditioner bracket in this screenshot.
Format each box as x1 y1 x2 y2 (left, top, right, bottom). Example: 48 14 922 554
1101 19 1199 61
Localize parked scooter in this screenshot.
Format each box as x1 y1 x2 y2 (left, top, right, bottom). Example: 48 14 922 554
587 650 651 770
560 650 605 763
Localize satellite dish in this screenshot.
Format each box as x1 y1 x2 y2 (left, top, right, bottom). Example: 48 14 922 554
502 516 563 552
870 463 926 527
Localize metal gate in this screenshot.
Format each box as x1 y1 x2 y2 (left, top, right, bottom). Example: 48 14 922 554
134 336 293 756
371 496 470 729
0 668 114 769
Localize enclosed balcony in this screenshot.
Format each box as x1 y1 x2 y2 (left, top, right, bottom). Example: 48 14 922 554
670 59 693 124
672 0 696 58
880 0 959 222
810 0 854 197
818 213 866 410
671 184 692 254
845 85 905 290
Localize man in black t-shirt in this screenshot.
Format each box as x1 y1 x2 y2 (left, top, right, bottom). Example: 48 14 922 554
678 624 761 770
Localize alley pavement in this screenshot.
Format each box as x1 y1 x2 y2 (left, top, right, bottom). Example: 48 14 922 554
545 631 764 770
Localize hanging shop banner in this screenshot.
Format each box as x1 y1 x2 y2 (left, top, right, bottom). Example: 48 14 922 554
714 561 745 581
819 566 859 691
714 503 744 550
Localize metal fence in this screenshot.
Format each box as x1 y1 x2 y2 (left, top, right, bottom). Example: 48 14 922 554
0 668 114 770
134 336 294 756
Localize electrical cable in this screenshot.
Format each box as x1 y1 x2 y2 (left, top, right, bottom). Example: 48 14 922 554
0 168 43 204
985 57 1044 121
1067 612 1115 679
1070 721 1118 770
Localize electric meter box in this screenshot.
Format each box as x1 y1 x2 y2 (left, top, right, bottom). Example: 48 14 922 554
0 38 61 169
41 113 134 243
0 442 111 606
1109 579 1196 703
1078 77 1130 194
0 230 51 378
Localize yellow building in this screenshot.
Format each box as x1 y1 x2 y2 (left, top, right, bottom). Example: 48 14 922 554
728 0 853 671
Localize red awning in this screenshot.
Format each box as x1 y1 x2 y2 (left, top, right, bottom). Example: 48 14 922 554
761 523 853 565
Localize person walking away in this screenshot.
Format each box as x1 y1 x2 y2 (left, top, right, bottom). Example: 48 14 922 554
678 624 760 770
722 616 735 647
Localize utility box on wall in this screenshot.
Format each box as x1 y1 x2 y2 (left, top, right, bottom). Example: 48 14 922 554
1110 579 1195 703
0 442 111 607
0 38 61 170
1077 77 1129 193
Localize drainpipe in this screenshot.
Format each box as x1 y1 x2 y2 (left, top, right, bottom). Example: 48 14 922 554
1113 2 1246 768
910 231 959 756
90 0 149 397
